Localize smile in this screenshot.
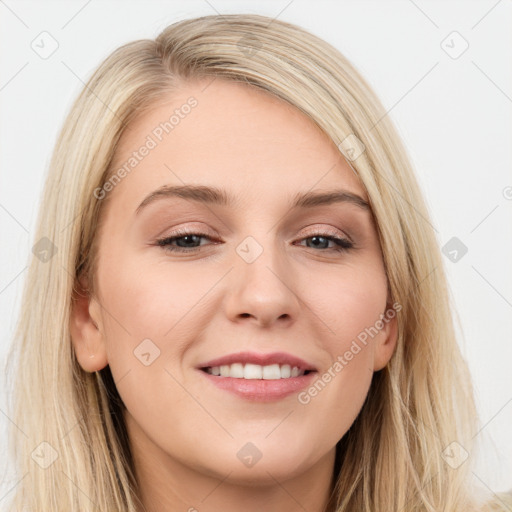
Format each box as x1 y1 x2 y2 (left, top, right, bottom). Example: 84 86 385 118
196 352 319 402
202 363 312 379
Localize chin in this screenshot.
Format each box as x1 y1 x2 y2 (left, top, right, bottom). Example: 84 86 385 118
191 437 325 485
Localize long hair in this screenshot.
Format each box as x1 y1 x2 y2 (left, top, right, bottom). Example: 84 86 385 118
5 13 510 511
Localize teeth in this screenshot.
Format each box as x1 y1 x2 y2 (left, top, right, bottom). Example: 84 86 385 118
230 363 244 378
205 363 306 379
244 363 262 379
262 364 280 380
280 364 291 378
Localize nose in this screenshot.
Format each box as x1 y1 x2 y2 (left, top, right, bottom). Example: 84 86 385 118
222 238 301 328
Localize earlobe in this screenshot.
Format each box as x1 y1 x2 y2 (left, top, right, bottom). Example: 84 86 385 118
373 303 399 371
69 276 108 373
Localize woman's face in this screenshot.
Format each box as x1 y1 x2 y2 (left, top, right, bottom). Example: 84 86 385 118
72 78 397 492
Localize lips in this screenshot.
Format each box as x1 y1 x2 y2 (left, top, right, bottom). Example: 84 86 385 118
197 351 317 373
196 351 318 402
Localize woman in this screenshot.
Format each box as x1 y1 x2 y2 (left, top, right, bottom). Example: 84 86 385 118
5 13 511 512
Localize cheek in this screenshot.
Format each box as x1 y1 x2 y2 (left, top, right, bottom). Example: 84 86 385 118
307 257 388 346
95 254 212 446
98 248 210 339
96 249 225 406
294 261 387 432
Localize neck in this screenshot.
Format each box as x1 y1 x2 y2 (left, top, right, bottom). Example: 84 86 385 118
124 412 337 512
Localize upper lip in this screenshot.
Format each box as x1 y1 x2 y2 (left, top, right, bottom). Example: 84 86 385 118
197 351 317 372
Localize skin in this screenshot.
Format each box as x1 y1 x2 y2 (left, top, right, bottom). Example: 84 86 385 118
70 77 397 512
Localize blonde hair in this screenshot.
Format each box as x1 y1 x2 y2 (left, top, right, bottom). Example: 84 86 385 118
5 13 511 512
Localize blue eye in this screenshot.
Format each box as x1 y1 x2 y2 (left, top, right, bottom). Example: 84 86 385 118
156 230 354 254
297 234 353 251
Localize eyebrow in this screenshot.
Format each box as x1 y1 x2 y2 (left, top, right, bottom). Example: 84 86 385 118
135 184 370 214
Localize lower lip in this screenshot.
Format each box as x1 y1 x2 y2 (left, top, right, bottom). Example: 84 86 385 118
198 370 317 402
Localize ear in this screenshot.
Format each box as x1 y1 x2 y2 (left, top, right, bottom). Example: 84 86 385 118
373 300 399 371
69 275 108 372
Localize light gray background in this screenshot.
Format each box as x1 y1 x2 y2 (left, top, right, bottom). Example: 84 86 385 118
1 0 511 502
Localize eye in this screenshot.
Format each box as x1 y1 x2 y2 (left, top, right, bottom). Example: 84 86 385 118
294 232 354 252
156 229 216 253
156 228 354 254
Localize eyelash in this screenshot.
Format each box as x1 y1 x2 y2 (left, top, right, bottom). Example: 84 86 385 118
156 228 354 254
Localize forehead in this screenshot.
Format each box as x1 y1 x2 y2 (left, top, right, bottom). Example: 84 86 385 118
107 78 366 208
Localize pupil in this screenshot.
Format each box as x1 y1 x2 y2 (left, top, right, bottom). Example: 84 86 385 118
178 235 200 247
310 236 327 249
